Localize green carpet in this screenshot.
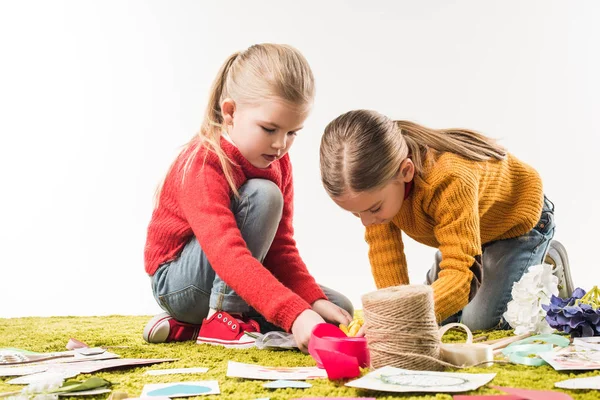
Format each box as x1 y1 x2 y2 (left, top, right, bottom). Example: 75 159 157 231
1 316 599 400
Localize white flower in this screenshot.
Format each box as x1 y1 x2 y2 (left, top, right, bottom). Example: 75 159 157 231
503 264 558 335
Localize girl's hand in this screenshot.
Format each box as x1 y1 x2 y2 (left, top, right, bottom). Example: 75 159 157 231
291 309 325 353
355 325 366 337
311 299 352 326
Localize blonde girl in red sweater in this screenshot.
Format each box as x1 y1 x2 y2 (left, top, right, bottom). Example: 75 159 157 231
143 44 352 352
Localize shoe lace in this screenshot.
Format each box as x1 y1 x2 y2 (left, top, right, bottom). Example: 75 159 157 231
230 314 260 333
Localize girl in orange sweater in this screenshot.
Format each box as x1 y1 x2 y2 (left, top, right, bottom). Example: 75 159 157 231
319 109 572 331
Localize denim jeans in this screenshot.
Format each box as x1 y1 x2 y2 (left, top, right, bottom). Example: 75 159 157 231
150 179 353 331
426 196 555 331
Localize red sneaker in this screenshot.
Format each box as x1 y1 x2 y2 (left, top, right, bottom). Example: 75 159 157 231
196 311 260 349
143 313 201 343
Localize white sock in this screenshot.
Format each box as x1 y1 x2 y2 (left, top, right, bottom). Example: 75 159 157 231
207 308 217 318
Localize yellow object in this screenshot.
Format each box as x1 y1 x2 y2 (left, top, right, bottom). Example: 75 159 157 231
340 318 364 337
366 151 543 323
339 324 349 335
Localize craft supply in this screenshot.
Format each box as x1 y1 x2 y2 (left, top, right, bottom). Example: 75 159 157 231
345 366 496 393
141 381 220 397
145 367 209 376
252 331 297 350
362 285 445 370
502 334 569 366
340 318 364 337
308 323 370 379
438 323 494 367
555 375 600 389
225 361 327 380
539 347 600 371
263 380 312 389
492 386 573 400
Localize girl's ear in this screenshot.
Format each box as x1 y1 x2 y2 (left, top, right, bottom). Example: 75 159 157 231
221 98 236 126
398 158 415 183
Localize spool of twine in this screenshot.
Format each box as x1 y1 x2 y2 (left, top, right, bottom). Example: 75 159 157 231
362 284 447 371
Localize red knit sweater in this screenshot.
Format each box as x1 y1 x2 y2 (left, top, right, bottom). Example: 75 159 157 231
144 137 326 331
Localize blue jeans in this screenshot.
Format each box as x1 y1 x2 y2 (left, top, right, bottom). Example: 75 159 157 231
150 179 353 332
426 196 555 331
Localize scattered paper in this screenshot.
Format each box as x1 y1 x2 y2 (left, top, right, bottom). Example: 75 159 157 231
539 348 600 371
293 398 376 400
1 358 176 381
66 338 90 350
144 367 209 376
0 348 116 366
141 381 220 397
573 337 600 352
226 361 327 380
0 365 49 377
556 375 600 390
58 388 112 396
8 370 80 385
454 396 524 400
263 380 312 389
492 386 573 400
345 366 496 393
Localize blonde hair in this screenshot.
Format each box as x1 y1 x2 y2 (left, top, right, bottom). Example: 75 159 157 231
320 109 506 197
155 43 315 205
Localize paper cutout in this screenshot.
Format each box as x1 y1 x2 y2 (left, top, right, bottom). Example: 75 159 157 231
574 337 600 351
2 358 176 382
454 396 525 400
556 374 600 389
226 361 327 380
141 381 219 397
0 365 49 377
539 348 600 371
144 367 209 376
492 386 573 400
293 398 376 400
315 349 360 380
8 370 79 385
0 348 118 369
66 338 90 350
346 366 496 393
262 380 312 389
57 388 112 396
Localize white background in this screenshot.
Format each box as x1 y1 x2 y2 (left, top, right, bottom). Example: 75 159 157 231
1 1 598 318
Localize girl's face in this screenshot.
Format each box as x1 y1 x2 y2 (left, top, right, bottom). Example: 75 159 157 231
222 98 309 169
332 159 415 227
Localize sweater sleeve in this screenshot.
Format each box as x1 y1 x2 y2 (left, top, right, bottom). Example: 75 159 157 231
263 157 327 306
427 172 483 323
365 222 410 288
179 161 311 331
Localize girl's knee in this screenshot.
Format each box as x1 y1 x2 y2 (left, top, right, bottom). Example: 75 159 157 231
241 179 283 217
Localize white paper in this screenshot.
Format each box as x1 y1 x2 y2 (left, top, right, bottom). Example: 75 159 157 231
58 388 112 396
8 370 79 385
539 349 600 371
144 367 208 376
574 337 600 352
141 381 220 397
226 361 327 380
0 365 50 377
345 366 496 393
556 375 600 389
1 358 175 380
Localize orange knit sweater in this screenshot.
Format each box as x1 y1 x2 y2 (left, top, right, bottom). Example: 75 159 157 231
365 151 544 322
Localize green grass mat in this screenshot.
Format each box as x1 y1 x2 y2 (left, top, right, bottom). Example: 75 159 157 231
1 316 599 399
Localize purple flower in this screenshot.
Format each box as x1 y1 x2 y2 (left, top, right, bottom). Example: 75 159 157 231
543 287 600 337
